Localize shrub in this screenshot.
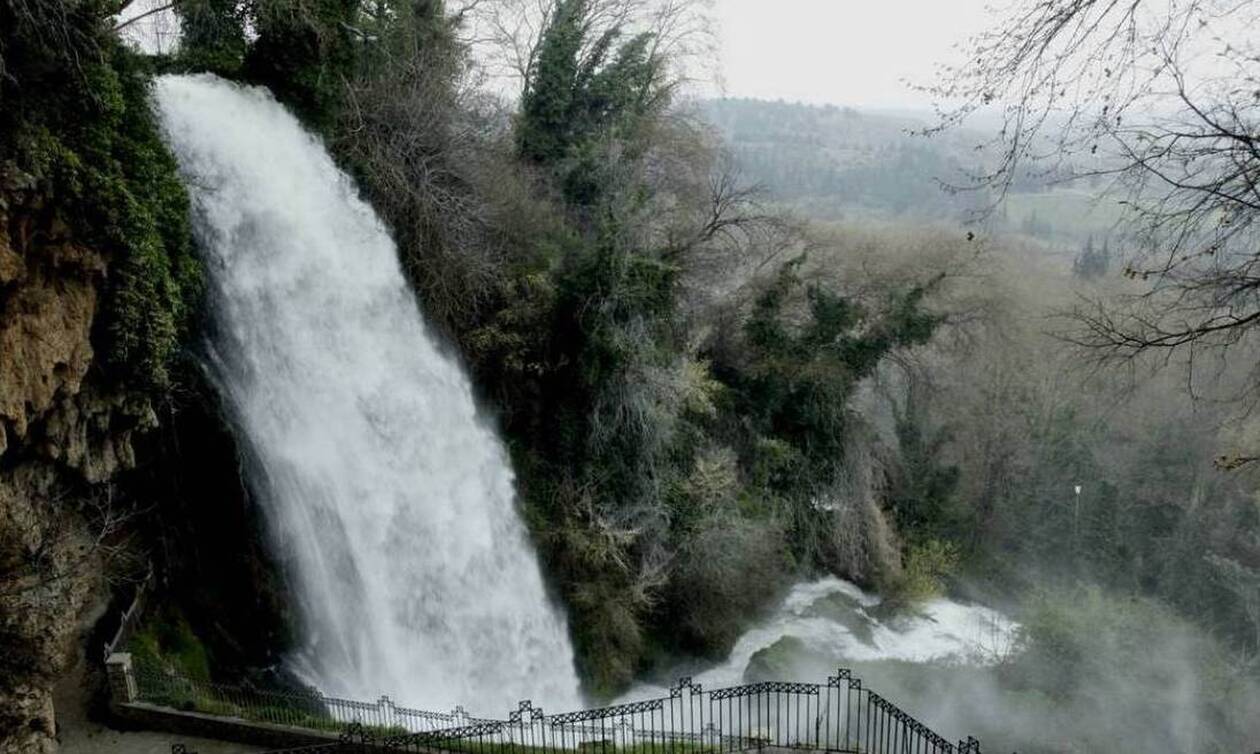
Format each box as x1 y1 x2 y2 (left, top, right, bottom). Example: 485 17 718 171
893 539 960 603
130 606 212 682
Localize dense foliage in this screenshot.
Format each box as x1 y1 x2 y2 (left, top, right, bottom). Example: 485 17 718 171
459 2 946 691
739 225 1260 750
1 0 201 392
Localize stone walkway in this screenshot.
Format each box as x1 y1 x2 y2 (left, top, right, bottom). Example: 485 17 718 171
58 723 266 754
53 652 265 754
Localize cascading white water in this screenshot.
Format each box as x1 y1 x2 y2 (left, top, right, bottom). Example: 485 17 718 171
154 74 581 715
709 577 1015 681
621 577 1015 701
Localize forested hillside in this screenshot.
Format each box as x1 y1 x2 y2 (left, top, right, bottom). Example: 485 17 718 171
1 1 1259 753
702 98 1126 248
702 98 989 220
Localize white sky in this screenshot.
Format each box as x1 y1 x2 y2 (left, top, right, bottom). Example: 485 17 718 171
119 0 1002 110
710 0 997 109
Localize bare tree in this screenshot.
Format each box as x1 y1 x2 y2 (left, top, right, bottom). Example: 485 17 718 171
0 482 138 599
330 4 514 333
930 0 1260 442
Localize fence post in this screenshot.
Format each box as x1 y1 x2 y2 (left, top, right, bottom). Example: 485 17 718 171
106 652 138 705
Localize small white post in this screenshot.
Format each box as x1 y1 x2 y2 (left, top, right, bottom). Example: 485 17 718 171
105 652 137 704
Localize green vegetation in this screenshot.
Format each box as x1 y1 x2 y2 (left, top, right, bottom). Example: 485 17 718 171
474 4 947 694
1 0 201 392
129 606 212 682
701 99 1131 245
1071 235 1111 279
132 670 405 736
893 540 959 603
128 0 1260 714
172 0 363 128
916 301 1260 650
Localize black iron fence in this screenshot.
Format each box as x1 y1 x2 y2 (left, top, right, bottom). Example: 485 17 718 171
163 670 979 754
132 662 490 735
368 672 979 754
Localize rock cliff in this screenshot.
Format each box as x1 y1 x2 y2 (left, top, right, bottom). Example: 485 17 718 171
0 168 155 754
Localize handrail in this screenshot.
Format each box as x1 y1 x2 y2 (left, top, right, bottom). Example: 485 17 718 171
102 563 155 663
373 670 977 753
131 662 494 735
130 666 980 754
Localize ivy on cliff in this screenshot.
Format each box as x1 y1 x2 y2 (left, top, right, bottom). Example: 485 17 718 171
1 0 201 393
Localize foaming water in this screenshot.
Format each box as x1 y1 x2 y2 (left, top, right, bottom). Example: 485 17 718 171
154 74 581 714
624 577 1014 699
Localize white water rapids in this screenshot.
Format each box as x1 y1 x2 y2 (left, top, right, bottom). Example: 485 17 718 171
623 577 1015 701
154 74 581 715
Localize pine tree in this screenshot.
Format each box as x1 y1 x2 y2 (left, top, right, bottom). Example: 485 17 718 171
1074 234 1110 279
517 0 665 167
517 0 587 164
177 0 248 74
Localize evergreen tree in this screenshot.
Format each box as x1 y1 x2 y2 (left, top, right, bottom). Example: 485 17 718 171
517 0 587 164
1074 234 1110 279
176 0 248 74
517 0 665 170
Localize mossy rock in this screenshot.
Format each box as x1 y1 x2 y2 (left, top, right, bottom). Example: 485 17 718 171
743 636 836 683
801 590 878 648
864 597 932 631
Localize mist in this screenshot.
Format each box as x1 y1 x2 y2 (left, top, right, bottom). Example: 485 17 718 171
623 203 1260 750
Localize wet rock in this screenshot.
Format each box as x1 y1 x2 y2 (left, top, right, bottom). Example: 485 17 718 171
744 636 837 683
802 591 878 647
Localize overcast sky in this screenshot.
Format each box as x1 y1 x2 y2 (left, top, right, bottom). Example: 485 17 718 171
710 0 996 109
120 0 1002 111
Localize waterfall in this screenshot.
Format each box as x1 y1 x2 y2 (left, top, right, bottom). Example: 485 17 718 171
154 74 581 715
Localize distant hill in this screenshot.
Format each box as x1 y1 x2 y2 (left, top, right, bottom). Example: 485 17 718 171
701 98 1124 245
701 98 992 220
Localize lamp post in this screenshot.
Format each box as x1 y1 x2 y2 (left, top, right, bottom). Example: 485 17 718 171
1073 484 1082 549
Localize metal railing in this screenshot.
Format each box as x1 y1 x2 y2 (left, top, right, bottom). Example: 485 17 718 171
101 564 154 663
368 671 979 754
132 663 491 735
146 667 979 753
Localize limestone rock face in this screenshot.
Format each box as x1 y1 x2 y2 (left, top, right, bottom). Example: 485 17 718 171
0 172 150 753
0 465 101 754
1 682 58 754
0 171 161 481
